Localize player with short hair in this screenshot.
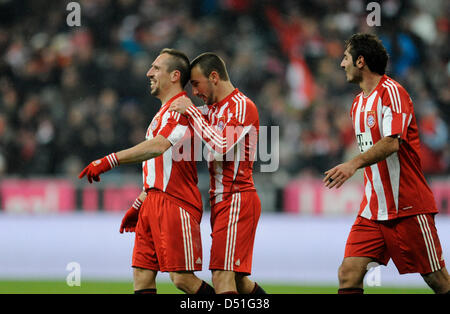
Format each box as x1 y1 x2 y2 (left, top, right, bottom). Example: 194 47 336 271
79 48 214 294
324 33 449 294
169 52 265 294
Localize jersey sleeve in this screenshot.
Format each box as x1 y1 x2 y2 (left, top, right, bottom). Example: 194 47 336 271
381 83 412 141
157 111 189 146
185 99 259 155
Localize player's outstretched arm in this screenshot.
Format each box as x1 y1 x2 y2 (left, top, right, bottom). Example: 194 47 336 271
324 135 400 189
120 190 147 233
115 135 171 164
78 135 171 183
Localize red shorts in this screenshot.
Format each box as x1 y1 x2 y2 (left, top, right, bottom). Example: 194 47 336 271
209 191 261 275
345 214 445 274
132 190 203 272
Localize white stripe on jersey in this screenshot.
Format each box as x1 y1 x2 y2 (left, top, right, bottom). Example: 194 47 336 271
180 207 194 270
382 80 401 113
239 94 247 124
232 95 242 124
401 113 407 136
382 106 393 137
224 193 241 271
385 152 400 211
386 79 402 112
401 113 413 135
370 163 388 220
233 141 240 181
211 160 224 203
417 215 441 272
361 171 373 219
233 93 247 124
167 124 188 145
354 95 363 133
144 158 156 187
375 96 383 136
366 91 378 110
162 146 173 191
217 101 229 119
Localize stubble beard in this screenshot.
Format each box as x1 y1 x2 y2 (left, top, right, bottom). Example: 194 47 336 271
151 86 160 97
347 68 363 84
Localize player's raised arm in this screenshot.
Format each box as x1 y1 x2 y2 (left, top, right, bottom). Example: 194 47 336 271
78 135 171 184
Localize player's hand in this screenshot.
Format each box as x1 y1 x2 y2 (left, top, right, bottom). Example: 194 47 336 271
168 95 193 115
119 198 142 233
323 161 357 189
78 153 119 183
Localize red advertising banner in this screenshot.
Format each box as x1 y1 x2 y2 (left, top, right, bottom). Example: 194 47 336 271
0 178 143 213
0 179 76 213
102 184 142 212
284 177 450 215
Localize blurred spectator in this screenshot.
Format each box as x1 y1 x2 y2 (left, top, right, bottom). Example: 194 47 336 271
419 104 448 175
0 0 448 181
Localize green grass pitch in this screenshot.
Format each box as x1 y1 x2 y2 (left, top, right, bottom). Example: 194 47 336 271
0 280 432 294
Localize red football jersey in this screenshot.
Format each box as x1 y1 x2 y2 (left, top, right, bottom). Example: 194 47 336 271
142 91 203 222
350 75 438 220
185 88 259 205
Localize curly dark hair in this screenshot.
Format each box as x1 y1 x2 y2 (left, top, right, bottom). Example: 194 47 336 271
345 33 389 75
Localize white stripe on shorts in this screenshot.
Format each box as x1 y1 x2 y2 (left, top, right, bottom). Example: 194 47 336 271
224 193 241 271
180 207 194 271
416 214 440 272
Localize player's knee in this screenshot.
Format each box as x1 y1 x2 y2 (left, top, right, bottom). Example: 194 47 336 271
338 264 348 282
421 269 450 294
170 272 192 292
338 263 360 286
133 267 156 290
212 270 235 289
169 272 184 290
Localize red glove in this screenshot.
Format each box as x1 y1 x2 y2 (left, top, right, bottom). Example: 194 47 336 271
120 198 142 233
79 153 119 183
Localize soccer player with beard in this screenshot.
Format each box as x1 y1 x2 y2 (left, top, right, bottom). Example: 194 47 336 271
324 33 449 294
169 53 265 294
79 48 214 294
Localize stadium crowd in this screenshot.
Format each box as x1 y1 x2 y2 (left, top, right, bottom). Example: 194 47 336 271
0 0 448 183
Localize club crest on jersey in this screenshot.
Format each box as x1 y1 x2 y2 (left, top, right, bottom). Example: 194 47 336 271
216 117 226 131
150 116 160 131
367 111 376 128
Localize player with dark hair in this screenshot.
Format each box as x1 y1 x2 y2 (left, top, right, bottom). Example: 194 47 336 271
324 33 449 294
169 52 265 294
79 48 214 294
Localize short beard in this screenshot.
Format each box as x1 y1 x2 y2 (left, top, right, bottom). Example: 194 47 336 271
151 86 160 96
348 71 363 84
205 81 215 105
206 94 215 106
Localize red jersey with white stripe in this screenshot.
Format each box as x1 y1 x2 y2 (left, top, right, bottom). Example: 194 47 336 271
350 75 437 221
185 89 259 205
142 91 203 222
